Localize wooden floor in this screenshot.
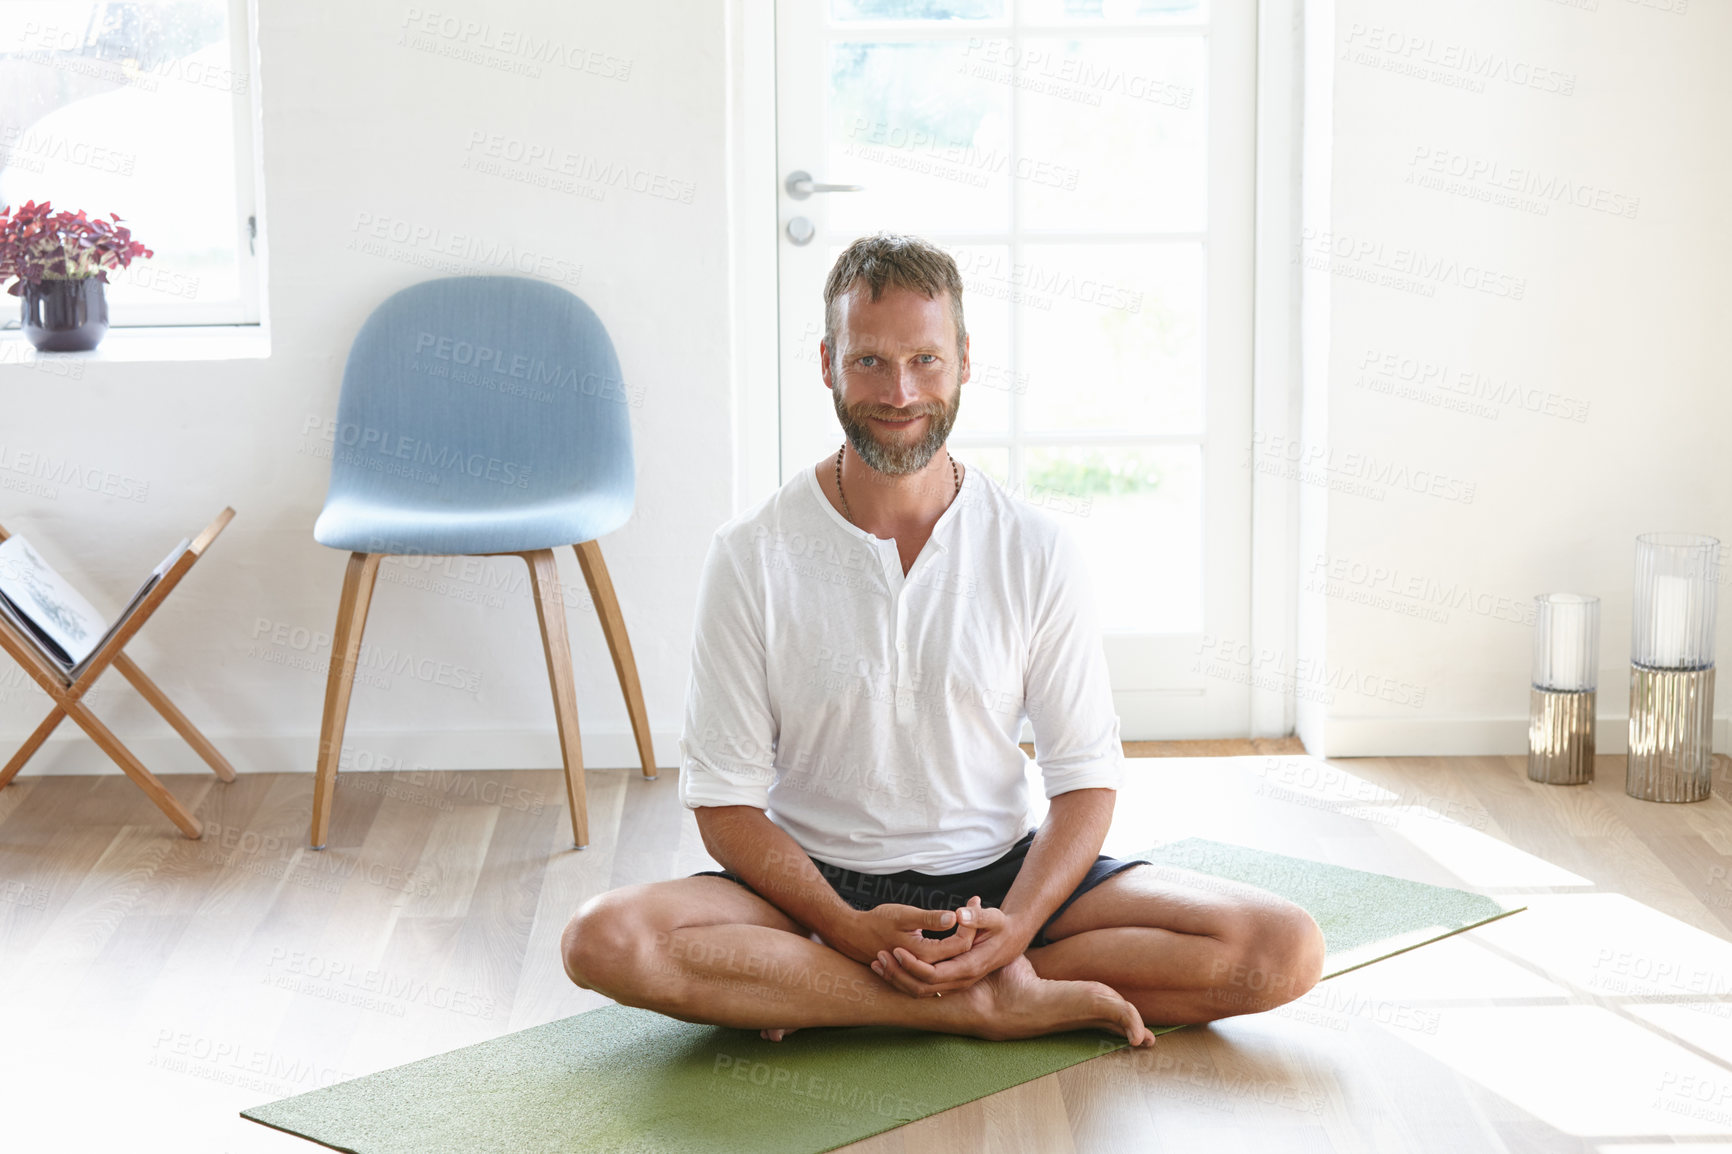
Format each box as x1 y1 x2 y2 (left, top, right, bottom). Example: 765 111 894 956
1063 737 1308 759
2 749 1731 1152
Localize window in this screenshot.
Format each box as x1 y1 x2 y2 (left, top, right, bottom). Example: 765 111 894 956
775 0 1256 734
0 0 261 326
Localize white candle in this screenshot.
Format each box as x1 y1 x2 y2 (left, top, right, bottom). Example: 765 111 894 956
1546 608 1587 690
1648 575 1691 667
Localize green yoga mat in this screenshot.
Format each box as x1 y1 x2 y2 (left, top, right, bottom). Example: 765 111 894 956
243 838 1523 1154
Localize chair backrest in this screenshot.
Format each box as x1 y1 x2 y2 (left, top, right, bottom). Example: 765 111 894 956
322 276 634 538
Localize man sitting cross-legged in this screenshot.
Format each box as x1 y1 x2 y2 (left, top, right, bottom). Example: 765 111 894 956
562 232 1325 1048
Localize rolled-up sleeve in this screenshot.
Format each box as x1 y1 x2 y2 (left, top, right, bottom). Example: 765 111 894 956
1023 527 1125 798
677 532 779 810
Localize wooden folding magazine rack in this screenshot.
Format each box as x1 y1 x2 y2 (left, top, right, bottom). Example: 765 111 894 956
0 508 237 838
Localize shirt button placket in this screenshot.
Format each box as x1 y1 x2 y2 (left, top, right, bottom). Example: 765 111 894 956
893 588 911 718
880 543 908 715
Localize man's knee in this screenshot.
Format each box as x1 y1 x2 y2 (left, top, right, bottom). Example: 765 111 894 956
1263 904 1326 1003
562 892 652 991
1205 903 1325 1015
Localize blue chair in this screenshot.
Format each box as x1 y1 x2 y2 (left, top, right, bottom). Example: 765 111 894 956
309 275 656 850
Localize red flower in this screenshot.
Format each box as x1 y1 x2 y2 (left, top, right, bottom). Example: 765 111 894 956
0 200 154 296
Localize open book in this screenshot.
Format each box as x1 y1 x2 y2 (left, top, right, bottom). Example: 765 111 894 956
0 533 189 682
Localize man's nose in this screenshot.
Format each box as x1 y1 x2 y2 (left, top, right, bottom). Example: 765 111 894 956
882 364 923 409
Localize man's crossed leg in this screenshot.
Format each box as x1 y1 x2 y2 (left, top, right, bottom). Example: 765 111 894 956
560 861 1326 1046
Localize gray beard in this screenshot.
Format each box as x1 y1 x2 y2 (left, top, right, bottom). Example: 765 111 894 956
833 383 962 477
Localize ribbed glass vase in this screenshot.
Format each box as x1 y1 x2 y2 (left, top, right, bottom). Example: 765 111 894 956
1627 534 1718 802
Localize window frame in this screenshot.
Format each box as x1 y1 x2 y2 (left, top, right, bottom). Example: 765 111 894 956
0 0 265 330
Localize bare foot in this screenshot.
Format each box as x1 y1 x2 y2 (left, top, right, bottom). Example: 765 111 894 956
955 955 1153 1047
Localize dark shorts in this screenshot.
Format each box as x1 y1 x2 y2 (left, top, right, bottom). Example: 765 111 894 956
691 828 1147 949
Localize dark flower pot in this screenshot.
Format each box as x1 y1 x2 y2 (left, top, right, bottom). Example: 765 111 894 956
21 277 109 352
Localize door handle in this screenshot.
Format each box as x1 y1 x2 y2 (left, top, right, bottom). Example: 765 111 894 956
784 170 865 200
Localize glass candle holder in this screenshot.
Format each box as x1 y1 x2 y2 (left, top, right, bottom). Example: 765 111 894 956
1628 533 1719 802
1529 594 1598 785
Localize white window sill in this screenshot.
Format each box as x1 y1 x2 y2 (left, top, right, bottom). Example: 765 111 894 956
0 325 270 366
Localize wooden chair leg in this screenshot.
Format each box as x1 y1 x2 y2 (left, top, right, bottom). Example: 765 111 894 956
524 549 589 849
573 539 657 780
64 699 202 838
114 654 237 783
0 705 67 790
310 552 382 849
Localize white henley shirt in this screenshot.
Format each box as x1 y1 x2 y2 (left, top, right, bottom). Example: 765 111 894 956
676 462 1124 874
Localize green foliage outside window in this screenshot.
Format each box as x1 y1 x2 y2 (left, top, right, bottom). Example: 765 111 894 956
1024 450 1162 497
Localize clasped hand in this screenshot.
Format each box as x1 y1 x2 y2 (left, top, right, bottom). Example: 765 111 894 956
827 896 1028 998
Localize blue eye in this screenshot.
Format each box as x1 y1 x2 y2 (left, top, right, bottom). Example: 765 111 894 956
918 354 936 364
859 356 877 367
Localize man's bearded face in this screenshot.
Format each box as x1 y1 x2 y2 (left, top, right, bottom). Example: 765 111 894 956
832 375 961 476
827 285 965 477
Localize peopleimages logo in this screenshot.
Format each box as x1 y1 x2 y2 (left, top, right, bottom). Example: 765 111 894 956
301 417 532 489
346 211 584 288
463 131 695 204
0 125 136 175
844 117 1081 192
950 249 1144 313
397 7 633 80
958 38 1195 109
0 444 149 501
1248 433 1477 505
1356 347 1591 424
1297 228 1525 301
1340 23 1576 95
1306 554 1536 627
412 331 637 406
1407 146 1640 220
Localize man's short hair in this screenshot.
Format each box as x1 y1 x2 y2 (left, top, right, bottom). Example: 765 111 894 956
823 232 966 360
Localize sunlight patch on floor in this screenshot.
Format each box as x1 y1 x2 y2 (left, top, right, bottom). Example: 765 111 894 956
1396 1004 1732 1137
1619 1002 1732 1064
1468 892 1732 998
1323 931 1566 1003
1353 800 1591 889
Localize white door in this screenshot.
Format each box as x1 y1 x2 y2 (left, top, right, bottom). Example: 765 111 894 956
774 0 1255 739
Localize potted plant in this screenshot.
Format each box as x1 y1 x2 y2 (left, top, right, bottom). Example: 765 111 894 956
0 200 153 352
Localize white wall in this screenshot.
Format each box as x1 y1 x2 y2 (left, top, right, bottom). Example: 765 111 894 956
7 0 1727 773
0 1 747 775
1299 0 1732 755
